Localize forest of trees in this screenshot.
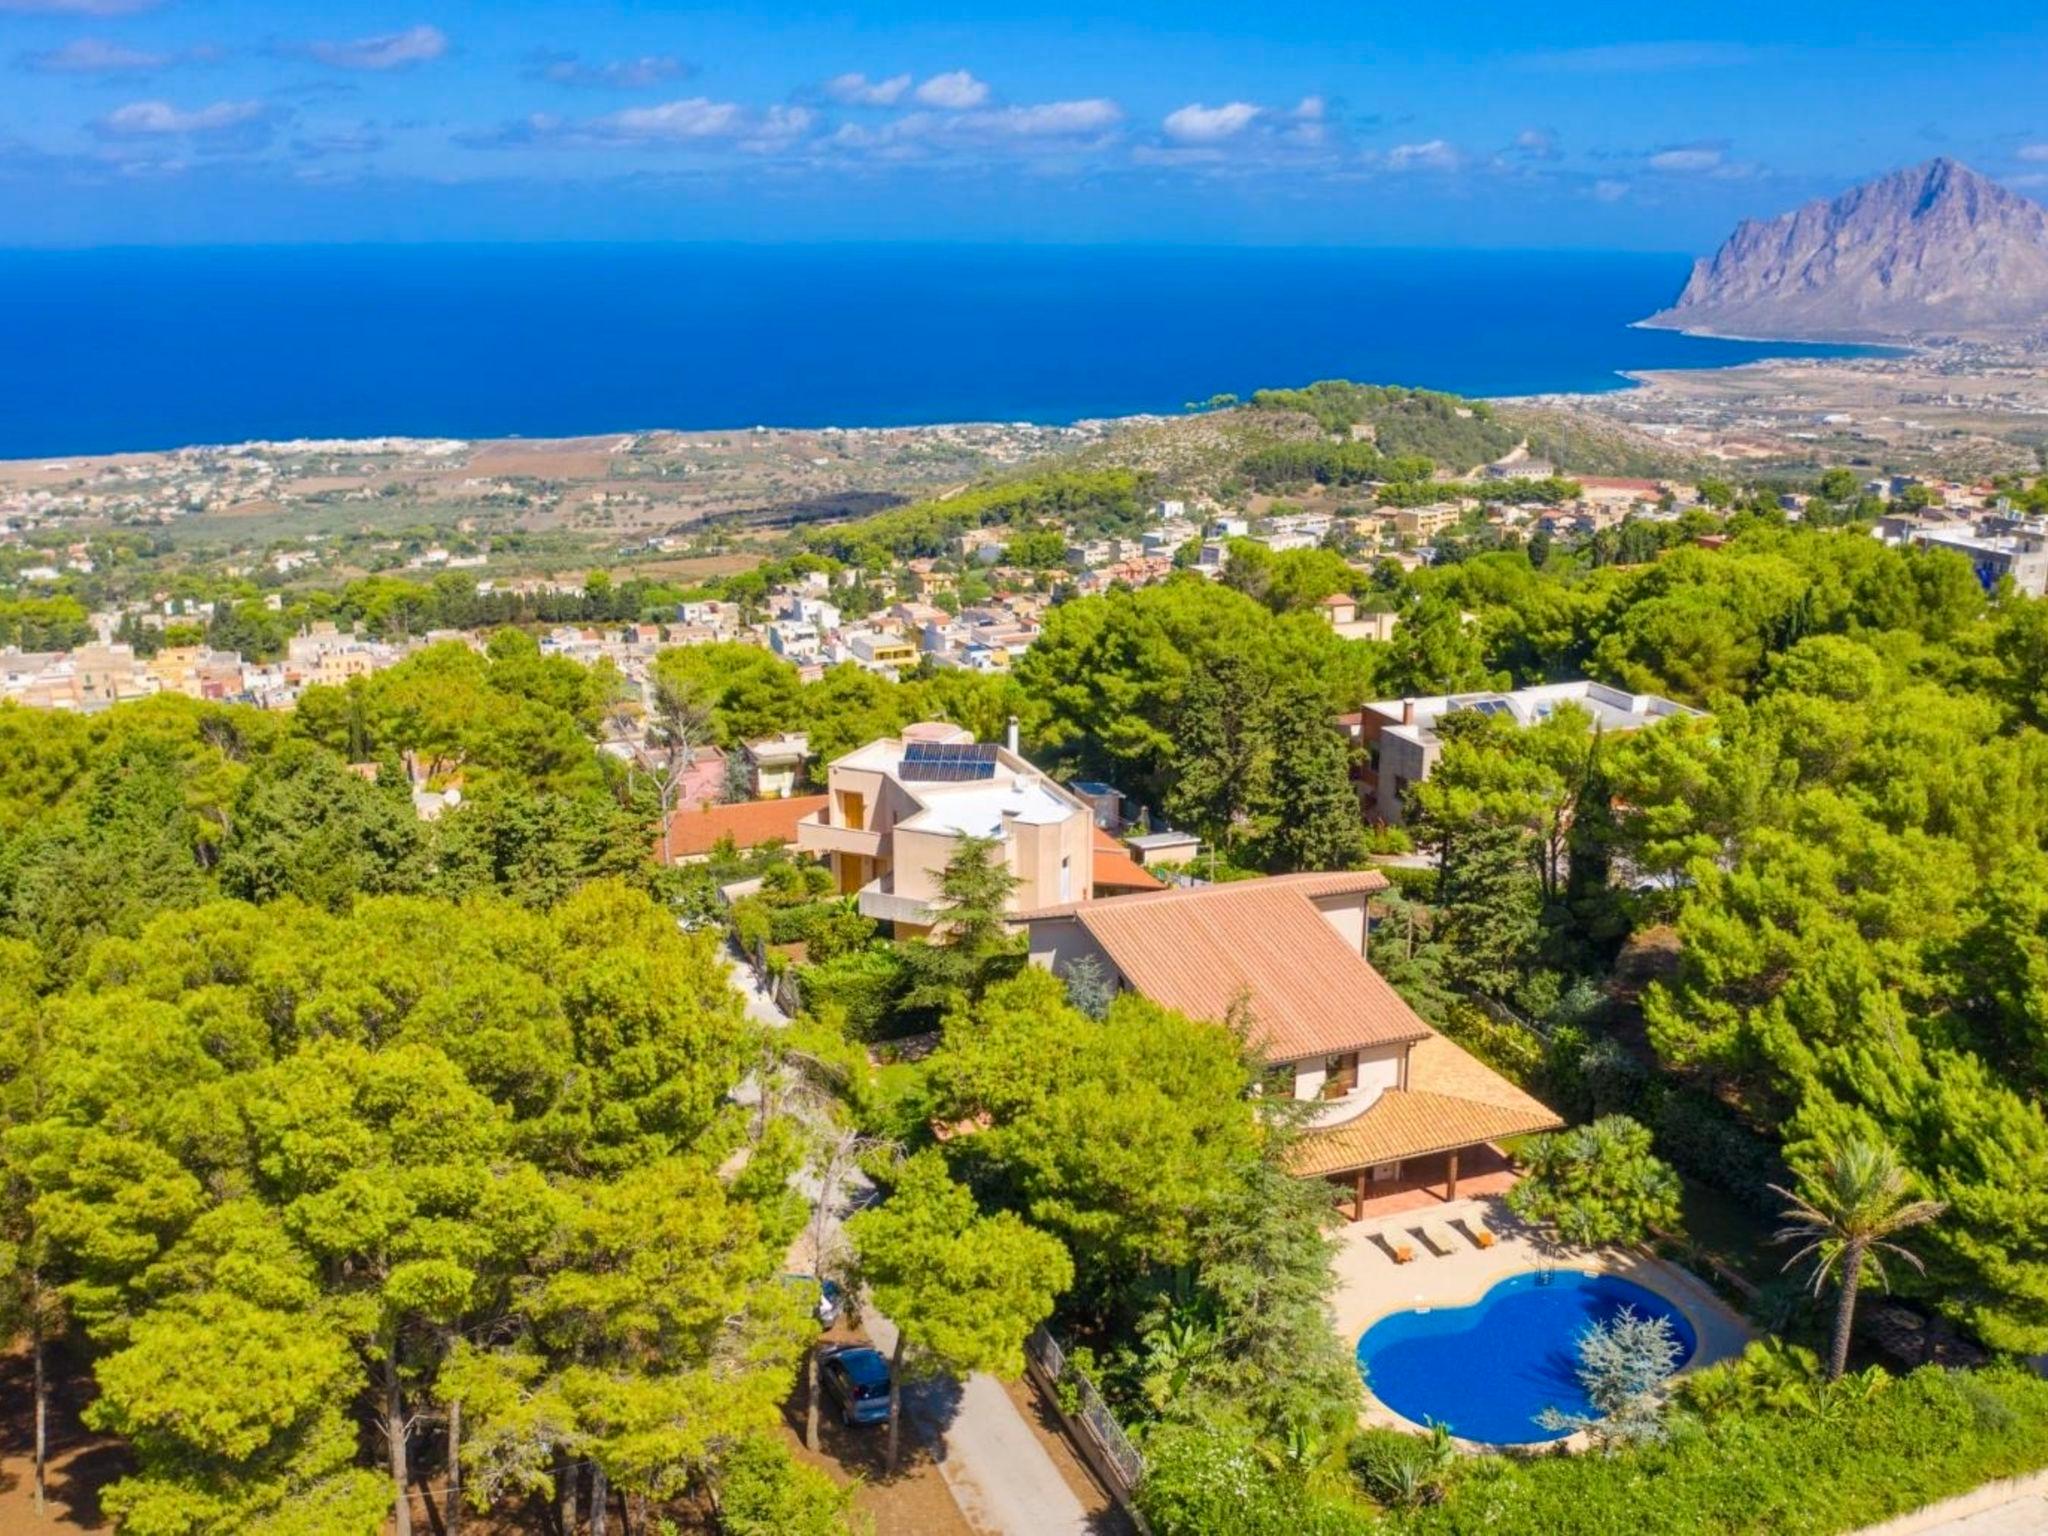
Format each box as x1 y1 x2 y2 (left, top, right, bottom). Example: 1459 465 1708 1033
1245 382 1521 471
12 480 2048 1534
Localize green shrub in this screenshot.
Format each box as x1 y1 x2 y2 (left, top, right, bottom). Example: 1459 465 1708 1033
1375 863 1439 901
1138 1420 1379 1536
713 1435 856 1536
1387 1365 2048 1536
1436 1003 1545 1086
799 945 909 1039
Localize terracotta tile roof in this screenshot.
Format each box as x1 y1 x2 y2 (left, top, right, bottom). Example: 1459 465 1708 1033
1016 867 1386 923
1030 874 1419 1057
1289 1031 1564 1176
657 794 829 862
1090 827 1164 894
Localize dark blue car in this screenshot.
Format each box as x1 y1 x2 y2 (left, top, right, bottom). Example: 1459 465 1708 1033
819 1344 892 1427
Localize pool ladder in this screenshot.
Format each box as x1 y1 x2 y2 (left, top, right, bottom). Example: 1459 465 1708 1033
1535 1263 1555 1287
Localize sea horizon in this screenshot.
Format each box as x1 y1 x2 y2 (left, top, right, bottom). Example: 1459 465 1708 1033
0 242 1880 460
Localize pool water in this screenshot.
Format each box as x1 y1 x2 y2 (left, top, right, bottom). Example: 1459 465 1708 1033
1357 1270 1697 1445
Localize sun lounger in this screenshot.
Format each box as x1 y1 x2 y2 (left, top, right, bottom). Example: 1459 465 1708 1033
1466 1214 1497 1249
1390 1238 1416 1264
1420 1220 1460 1256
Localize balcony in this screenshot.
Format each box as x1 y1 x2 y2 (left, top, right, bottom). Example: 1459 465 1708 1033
856 875 939 927
796 811 884 860
1305 1083 1388 1130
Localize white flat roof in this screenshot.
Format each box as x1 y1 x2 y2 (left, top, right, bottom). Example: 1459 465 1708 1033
902 779 1074 838
1367 680 1699 746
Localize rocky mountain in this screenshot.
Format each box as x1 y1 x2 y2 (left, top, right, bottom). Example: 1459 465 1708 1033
1643 158 2048 341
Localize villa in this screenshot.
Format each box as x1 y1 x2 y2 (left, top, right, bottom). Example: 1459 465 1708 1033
1344 681 1701 826
1019 871 1562 1217
797 723 1099 936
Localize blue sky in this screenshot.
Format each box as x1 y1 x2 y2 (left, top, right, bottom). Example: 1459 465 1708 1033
2 0 2046 248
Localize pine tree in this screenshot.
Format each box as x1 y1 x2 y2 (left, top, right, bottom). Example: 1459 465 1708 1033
1258 684 1365 873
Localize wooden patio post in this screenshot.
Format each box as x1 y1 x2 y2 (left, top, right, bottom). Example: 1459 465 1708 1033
1353 1170 1367 1222
1445 1149 1460 1202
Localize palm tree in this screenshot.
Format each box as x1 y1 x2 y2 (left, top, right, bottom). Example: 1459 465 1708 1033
1771 1138 1946 1381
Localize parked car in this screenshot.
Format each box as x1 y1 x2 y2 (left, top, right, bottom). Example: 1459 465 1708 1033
782 1273 843 1328
818 1344 892 1427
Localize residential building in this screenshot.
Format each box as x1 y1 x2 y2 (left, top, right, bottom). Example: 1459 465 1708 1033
1387 503 1462 541
767 621 822 661
1483 457 1557 481
1066 780 1125 831
797 723 1098 934
655 792 830 864
1316 593 1399 643
742 733 810 799
846 629 920 674
1578 477 1669 510
1020 873 1561 1216
1874 515 2048 597
1345 681 1700 825
1125 828 1201 866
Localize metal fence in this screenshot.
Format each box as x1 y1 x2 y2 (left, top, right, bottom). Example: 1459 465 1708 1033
1026 1325 1146 1500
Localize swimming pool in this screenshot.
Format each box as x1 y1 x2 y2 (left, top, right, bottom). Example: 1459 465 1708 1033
1356 1270 1698 1445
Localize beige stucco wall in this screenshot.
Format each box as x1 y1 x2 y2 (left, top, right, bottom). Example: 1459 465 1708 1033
1025 915 1118 984
1311 891 1370 956
1290 1042 1405 1099
1009 811 1094 909
1375 732 1435 825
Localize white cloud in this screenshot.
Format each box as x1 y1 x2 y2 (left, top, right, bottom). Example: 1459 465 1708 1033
825 71 912 106
740 105 818 151
1648 144 1724 173
529 53 689 90
914 70 990 110
1385 138 1462 172
1512 126 1560 160
967 98 1120 137
1293 95 1326 122
468 96 820 153
596 97 746 142
1162 101 1262 144
22 37 171 72
1592 178 1630 202
2018 143 2048 163
98 98 264 136
825 96 1122 159
307 24 447 72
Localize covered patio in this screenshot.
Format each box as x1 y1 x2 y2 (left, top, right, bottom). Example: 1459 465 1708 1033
1290 1028 1563 1221
1322 1142 1519 1222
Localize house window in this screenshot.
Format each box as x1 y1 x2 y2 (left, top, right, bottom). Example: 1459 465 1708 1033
1371 1161 1402 1183
838 789 865 828
1321 1052 1360 1099
1059 855 1071 902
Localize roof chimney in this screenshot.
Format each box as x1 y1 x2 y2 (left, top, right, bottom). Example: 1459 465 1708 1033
1402 698 1414 724
1007 715 1021 754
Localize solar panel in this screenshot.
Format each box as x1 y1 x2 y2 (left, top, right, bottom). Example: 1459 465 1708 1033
900 741 1000 783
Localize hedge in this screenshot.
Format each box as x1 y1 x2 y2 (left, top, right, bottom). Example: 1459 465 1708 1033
797 946 908 1039
1389 1365 2048 1536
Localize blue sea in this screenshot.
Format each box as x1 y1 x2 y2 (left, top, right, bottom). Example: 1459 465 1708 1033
0 244 1875 459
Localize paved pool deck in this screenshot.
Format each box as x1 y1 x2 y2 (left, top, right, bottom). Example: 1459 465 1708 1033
1333 1193 1754 1442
